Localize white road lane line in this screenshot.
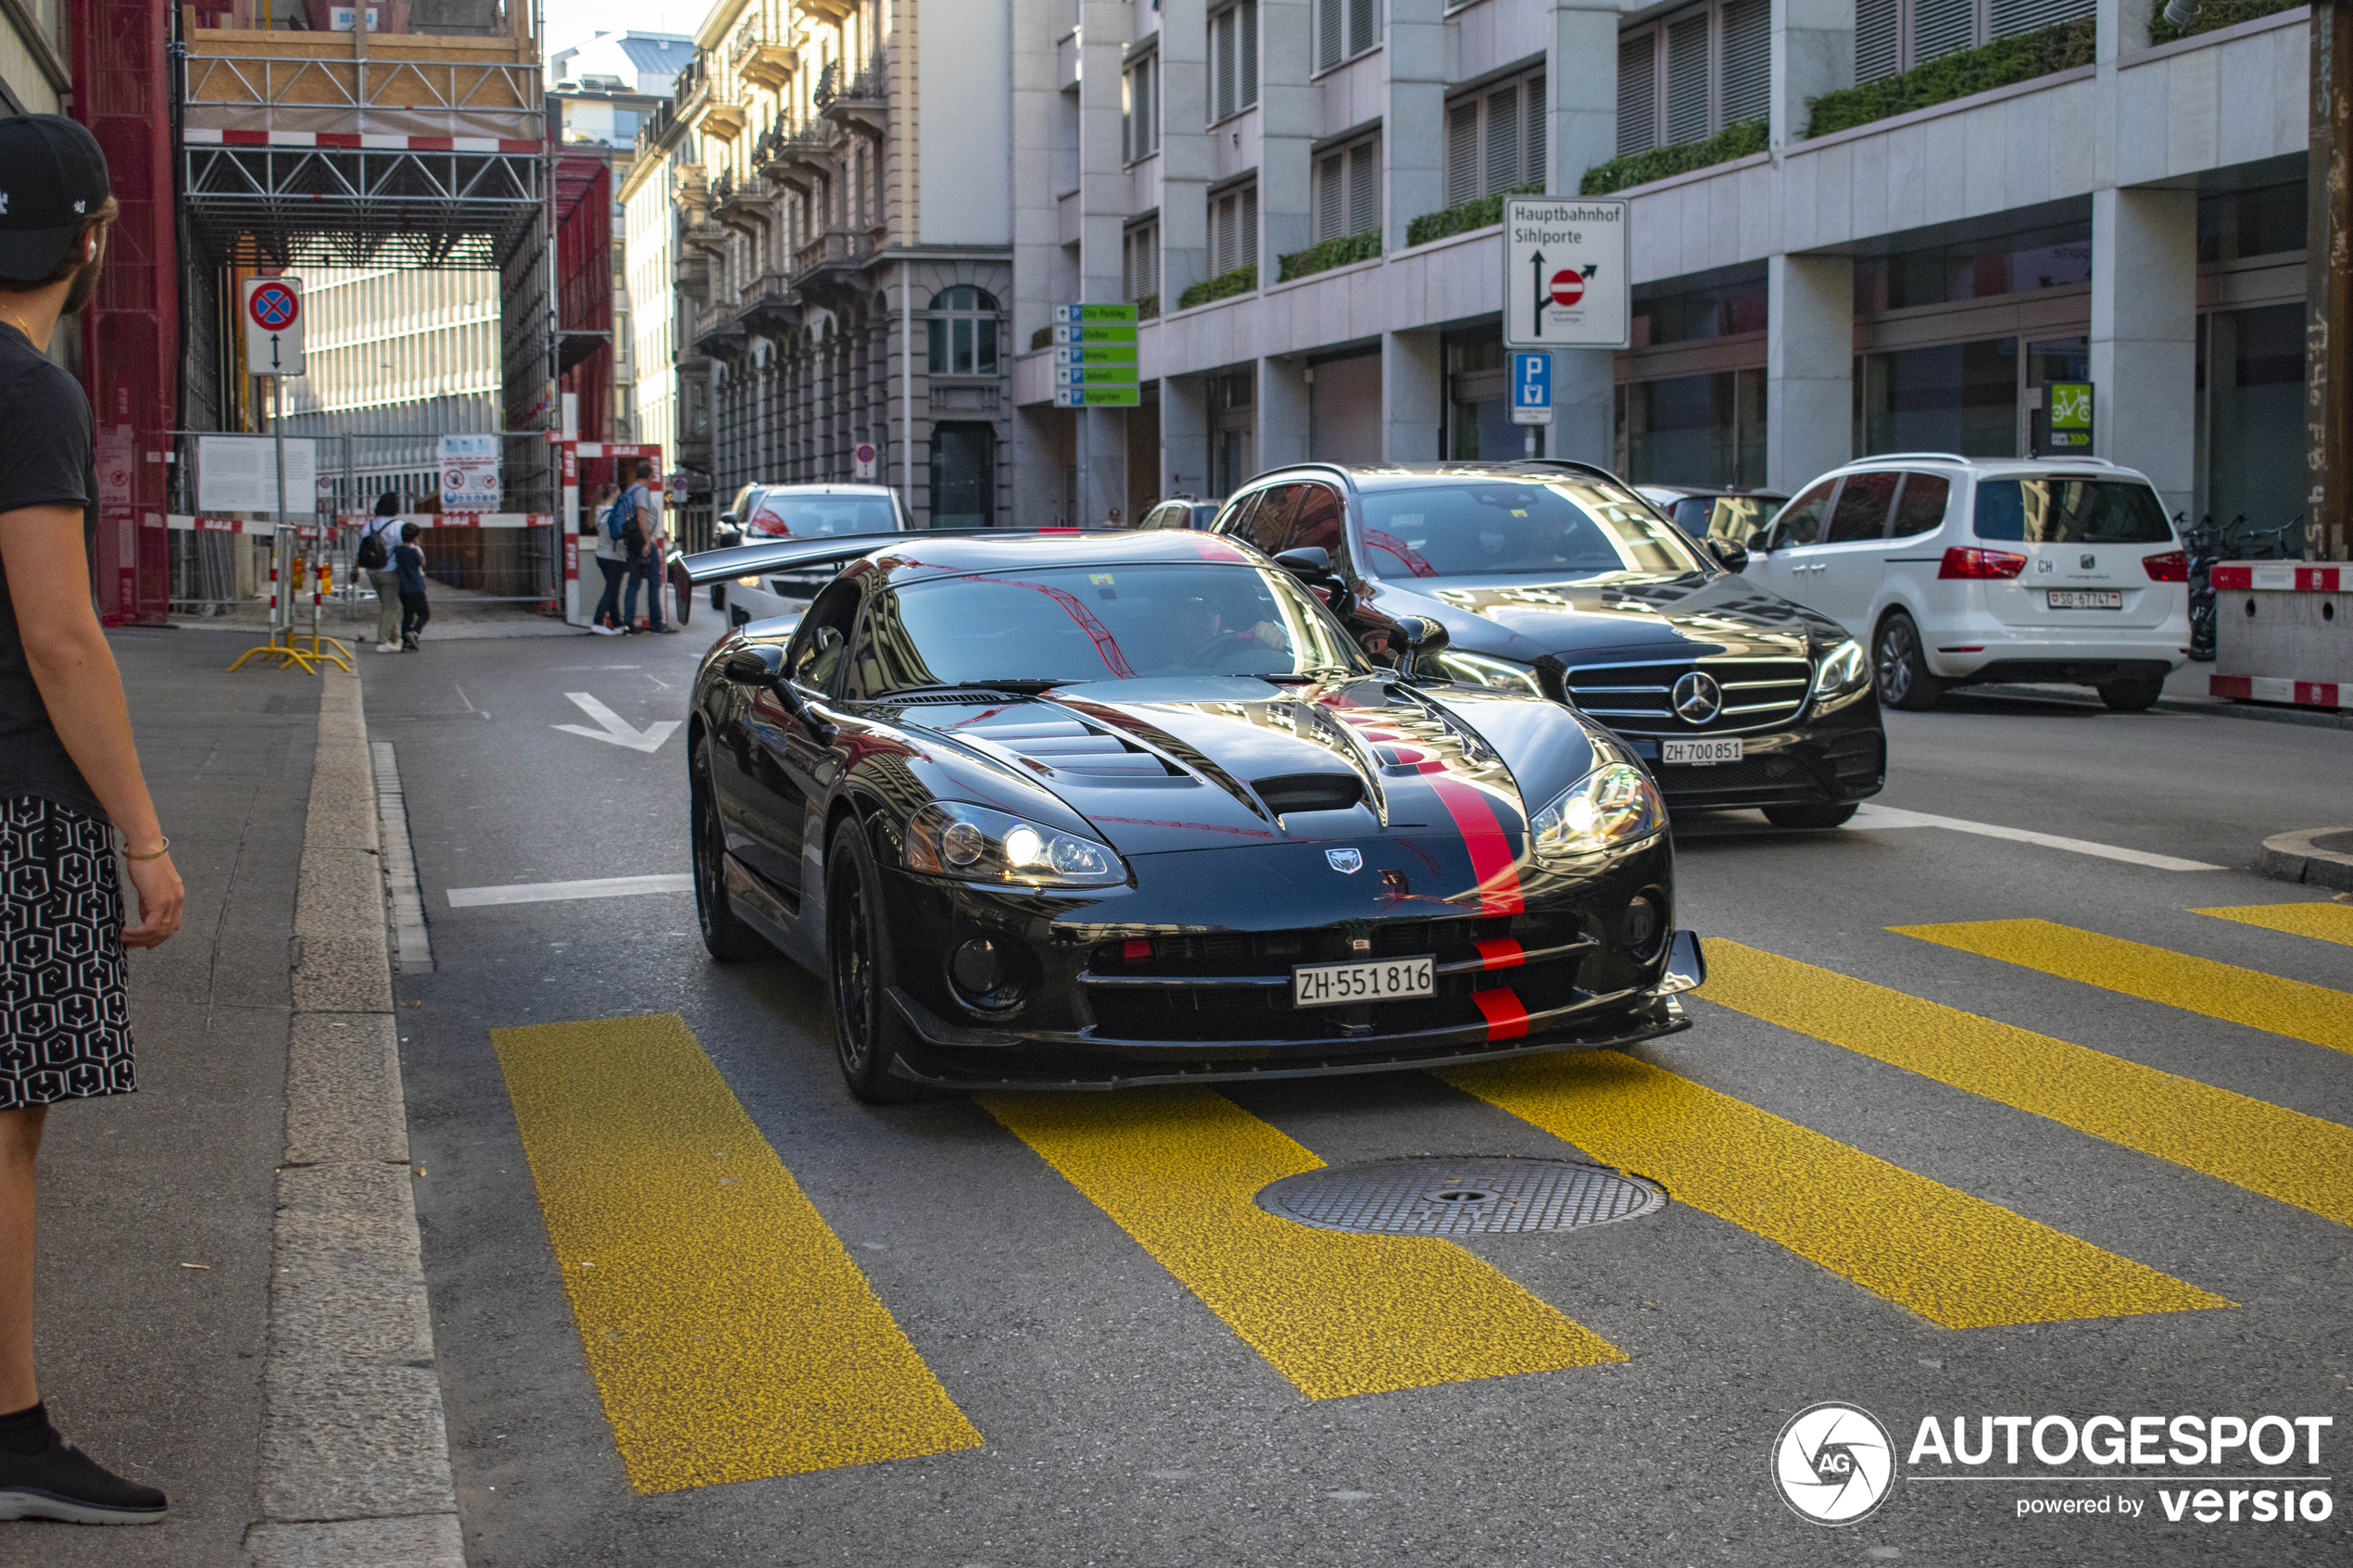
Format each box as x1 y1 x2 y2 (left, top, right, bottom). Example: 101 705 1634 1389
1847 804 2224 871
447 873 695 908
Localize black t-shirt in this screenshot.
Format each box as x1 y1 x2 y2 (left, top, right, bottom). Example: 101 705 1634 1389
0 320 106 822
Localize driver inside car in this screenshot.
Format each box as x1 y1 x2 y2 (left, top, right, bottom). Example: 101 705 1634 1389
1174 589 1286 661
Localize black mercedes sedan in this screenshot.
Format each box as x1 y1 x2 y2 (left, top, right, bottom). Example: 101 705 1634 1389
1209 462 1886 827
678 529 1704 1102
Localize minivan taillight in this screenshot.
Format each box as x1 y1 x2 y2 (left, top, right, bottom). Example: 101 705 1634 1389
1939 546 2028 580
2142 550 2188 582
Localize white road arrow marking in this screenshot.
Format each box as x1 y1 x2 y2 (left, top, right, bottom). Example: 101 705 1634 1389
553 691 679 753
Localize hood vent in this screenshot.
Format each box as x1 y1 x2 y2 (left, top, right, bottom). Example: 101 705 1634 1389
1252 772 1365 815
963 718 1178 779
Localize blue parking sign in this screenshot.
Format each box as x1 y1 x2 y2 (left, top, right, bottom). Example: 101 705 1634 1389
1510 351 1554 425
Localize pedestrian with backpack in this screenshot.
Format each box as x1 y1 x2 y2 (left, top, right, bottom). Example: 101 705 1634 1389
357 494 404 653
393 522 430 650
619 461 674 633
587 481 626 635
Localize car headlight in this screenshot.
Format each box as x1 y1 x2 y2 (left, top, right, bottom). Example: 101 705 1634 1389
1529 762 1664 859
1813 638 1869 697
902 802 1126 886
1434 650 1544 696
735 575 764 588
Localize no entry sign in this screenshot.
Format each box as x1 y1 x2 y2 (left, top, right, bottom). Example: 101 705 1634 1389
242 276 307 377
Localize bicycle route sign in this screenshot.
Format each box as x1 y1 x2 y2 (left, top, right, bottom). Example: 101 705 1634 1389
242 277 307 377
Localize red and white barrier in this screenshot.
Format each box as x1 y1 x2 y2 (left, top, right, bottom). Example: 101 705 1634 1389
2210 561 2350 711
182 128 542 154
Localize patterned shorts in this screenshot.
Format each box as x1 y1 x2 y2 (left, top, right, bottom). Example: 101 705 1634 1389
0 797 134 1110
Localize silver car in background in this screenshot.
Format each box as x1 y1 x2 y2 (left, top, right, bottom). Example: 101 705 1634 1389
711 483 911 625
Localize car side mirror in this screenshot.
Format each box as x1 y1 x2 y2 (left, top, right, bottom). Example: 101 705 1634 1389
1706 538 1749 574
1744 530 1770 553
1390 616 1451 676
723 645 784 687
1272 546 1332 579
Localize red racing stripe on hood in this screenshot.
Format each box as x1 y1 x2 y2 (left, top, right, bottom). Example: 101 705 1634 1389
1473 937 1525 970
1428 776 1525 915
1471 987 1529 1040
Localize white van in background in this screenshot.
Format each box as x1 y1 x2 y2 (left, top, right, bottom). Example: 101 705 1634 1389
1744 456 2189 711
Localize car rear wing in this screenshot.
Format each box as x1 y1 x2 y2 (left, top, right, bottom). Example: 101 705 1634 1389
673 527 1120 587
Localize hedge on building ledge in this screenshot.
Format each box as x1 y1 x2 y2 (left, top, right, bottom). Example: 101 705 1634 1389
1276 229 1382 282
1030 323 1053 351
1579 119 1767 195
1134 292 1161 320
1403 183 1542 248
1805 19 2096 138
2149 0 2302 45
1176 265 1257 310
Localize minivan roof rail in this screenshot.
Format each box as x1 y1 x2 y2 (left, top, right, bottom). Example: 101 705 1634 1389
1855 453 1968 464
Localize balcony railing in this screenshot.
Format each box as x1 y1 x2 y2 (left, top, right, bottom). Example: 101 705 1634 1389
730 17 799 92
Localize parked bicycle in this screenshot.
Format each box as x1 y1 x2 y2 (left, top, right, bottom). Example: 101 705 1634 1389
2185 512 2302 661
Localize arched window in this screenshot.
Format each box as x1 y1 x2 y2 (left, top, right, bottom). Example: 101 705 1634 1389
927 286 1000 376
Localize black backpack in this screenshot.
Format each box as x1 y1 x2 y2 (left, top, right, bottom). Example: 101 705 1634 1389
356 526 389 571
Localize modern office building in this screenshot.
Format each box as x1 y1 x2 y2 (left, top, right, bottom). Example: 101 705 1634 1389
1005 0 2322 537
632 0 1016 527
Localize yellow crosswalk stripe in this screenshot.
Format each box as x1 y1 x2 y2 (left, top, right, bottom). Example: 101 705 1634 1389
1700 941 2353 1228
1442 1051 2228 1330
492 1014 983 1493
1894 919 2353 1056
2193 901 2353 949
984 1087 1625 1399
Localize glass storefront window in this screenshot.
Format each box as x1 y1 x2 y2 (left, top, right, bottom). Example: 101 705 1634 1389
2196 183 2307 265
1860 337 2018 458
2203 303 2305 530
1618 370 1766 487
1854 222 2092 312
1629 276 1768 348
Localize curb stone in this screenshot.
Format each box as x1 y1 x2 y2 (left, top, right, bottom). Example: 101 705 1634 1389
2259 827 2353 893
245 666 462 1568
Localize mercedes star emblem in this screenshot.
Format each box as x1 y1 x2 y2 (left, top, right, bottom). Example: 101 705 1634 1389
1671 671 1722 724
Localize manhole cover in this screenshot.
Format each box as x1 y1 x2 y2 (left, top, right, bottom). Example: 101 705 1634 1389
1254 1157 1667 1236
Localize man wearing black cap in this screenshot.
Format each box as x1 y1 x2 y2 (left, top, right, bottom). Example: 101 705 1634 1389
0 113 182 1526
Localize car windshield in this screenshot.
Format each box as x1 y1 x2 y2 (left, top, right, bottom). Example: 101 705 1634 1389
1973 478 2172 545
1357 478 1708 582
746 492 900 537
854 564 1371 691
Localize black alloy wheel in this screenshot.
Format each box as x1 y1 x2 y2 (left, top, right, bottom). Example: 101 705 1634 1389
1762 801 1861 829
2096 675 2165 712
825 817 925 1105
691 738 770 963
1873 611 1944 711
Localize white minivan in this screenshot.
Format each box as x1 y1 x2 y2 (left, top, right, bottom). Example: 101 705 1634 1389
1743 455 2190 711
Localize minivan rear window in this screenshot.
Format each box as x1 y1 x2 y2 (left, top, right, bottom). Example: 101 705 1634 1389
1972 478 2172 545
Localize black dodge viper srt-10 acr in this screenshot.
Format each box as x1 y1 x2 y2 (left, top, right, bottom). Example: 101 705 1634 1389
678 528 1705 1102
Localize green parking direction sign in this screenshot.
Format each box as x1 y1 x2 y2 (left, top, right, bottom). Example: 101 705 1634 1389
1054 386 1140 408
1055 304 1139 324
1056 364 1139 385
1054 322 1138 345
1053 344 1139 365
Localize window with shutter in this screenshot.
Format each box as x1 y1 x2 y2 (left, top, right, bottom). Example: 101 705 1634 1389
1241 185 1258 268
1348 139 1379 235
1665 17 1711 144
1240 1 1258 107
1524 71 1546 190
1911 0 1977 64
1445 100 1478 206
1719 0 1770 125
1349 0 1378 56
1990 0 2092 38
1213 192 1237 276
1315 152 1345 243
1856 0 1901 82
1212 7 1235 121
1317 0 1342 69
1483 83 1520 194
1617 35 1656 156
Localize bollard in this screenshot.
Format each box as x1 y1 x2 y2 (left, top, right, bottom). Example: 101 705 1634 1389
2210 563 2350 711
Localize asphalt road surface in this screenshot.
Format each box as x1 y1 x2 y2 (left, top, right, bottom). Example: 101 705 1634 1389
367 630 2351 1568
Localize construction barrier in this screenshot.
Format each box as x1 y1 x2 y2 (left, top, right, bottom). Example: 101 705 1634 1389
2210 562 2350 711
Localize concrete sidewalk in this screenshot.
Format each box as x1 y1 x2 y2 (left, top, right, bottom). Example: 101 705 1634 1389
26 630 456 1567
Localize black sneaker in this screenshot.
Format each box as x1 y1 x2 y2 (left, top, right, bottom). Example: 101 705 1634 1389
0 1428 167 1524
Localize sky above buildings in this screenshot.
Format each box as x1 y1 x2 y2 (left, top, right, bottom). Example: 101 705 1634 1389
543 0 704 65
